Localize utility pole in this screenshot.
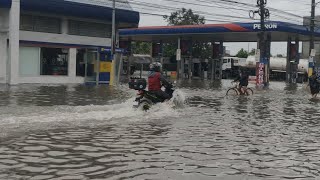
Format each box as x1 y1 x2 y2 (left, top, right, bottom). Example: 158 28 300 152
250 0 270 87
259 0 266 61
309 0 316 77
111 0 116 55
110 0 116 85
310 0 316 53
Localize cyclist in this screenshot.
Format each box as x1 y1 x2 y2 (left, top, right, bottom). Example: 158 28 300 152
233 70 249 95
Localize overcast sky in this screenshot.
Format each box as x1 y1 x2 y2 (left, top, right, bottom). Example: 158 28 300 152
128 0 316 56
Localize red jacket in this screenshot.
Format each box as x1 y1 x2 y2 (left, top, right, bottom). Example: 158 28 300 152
148 72 162 91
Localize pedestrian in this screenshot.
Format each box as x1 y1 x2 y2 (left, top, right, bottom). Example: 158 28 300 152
308 72 320 98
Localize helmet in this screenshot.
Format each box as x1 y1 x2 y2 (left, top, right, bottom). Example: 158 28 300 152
149 62 162 72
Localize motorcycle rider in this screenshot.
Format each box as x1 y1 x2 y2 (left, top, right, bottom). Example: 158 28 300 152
148 62 172 101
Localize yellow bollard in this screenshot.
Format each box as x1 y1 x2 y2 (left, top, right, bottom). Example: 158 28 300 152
308 68 313 77
109 60 115 86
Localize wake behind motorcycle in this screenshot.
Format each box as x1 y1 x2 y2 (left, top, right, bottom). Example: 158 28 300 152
128 78 175 111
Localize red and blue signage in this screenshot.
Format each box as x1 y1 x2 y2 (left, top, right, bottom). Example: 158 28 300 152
120 21 320 37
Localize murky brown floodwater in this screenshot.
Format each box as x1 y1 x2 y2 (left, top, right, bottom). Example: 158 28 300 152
0 80 320 180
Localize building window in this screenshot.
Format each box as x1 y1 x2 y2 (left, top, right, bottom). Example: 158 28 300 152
19 47 40 76
68 20 111 38
40 48 68 75
20 14 61 34
76 49 86 77
20 15 34 31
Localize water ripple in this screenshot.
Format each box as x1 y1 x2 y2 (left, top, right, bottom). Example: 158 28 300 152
1 81 320 179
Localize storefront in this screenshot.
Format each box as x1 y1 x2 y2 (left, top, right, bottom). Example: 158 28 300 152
0 0 139 85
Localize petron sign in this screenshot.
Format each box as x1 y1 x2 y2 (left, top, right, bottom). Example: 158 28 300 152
253 23 278 30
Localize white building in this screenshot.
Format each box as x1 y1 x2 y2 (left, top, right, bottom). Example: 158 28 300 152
0 0 139 84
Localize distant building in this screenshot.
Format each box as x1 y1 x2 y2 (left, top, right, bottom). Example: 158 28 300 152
0 0 139 84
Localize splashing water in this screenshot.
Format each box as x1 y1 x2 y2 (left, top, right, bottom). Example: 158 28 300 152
0 92 186 127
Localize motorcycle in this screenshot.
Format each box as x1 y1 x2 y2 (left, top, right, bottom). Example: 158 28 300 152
129 78 175 111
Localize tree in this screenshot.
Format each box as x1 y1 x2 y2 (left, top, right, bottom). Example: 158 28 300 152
163 8 205 26
131 42 151 55
163 8 211 59
248 48 256 56
236 48 248 58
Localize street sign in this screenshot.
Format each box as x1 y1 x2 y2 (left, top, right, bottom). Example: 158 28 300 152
176 49 181 61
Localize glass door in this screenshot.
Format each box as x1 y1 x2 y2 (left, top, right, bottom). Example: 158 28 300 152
84 49 99 84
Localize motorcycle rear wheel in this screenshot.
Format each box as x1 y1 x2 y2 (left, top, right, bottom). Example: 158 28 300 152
139 101 151 111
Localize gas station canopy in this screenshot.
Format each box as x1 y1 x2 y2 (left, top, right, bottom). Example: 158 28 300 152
119 21 320 42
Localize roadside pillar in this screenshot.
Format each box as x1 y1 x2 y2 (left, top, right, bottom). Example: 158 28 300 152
286 37 291 83
177 37 181 79
211 41 224 81
188 39 193 79
286 37 299 83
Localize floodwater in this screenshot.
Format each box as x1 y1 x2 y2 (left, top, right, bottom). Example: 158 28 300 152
0 80 320 180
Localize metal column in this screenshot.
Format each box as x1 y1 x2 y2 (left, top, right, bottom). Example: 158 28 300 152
286 37 292 83
177 37 181 79
286 37 299 83
188 40 193 79
293 37 299 83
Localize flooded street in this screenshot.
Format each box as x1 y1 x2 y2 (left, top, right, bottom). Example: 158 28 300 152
1 80 320 179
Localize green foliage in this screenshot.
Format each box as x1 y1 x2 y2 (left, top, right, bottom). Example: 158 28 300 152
236 48 249 58
163 8 210 59
131 42 151 55
163 8 205 26
248 48 256 56
192 42 212 59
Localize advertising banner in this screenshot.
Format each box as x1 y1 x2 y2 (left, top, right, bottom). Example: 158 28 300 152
256 62 265 87
181 40 192 56
152 43 162 57
212 43 221 59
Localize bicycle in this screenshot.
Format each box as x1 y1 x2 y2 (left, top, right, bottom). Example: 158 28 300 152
226 82 254 96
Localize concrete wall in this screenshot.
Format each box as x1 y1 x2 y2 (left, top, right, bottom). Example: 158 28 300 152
0 33 7 83
18 76 85 84
0 8 9 31
20 31 112 47
8 0 20 85
0 8 10 84
20 12 112 47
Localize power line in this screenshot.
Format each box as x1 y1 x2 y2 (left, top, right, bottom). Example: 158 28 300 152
115 0 311 24
125 0 255 20
138 11 252 23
